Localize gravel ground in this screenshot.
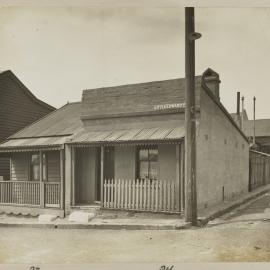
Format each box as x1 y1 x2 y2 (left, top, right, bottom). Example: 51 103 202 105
0 194 270 263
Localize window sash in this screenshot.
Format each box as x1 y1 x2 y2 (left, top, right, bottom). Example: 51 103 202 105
137 146 158 181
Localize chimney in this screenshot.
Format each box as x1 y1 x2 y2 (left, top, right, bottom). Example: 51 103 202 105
203 68 221 100
237 92 240 115
241 96 245 130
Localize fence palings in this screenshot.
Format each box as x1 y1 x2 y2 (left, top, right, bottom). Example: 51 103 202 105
103 178 178 213
250 150 270 191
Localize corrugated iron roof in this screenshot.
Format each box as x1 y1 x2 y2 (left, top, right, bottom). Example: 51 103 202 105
0 136 69 149
68 126 184 144
9 102 82 139
0 126 184 152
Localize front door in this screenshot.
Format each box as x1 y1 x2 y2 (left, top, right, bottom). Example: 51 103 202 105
75 147 99 205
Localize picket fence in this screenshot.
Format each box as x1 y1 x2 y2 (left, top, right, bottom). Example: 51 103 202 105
102 178 179 213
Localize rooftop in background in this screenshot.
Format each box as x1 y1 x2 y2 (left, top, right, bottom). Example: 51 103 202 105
243 119 270 138
0 70 55 112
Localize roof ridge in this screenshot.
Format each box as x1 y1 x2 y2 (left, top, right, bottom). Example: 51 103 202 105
83 75 202 93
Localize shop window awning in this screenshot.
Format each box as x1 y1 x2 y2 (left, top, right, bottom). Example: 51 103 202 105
68 126 185 145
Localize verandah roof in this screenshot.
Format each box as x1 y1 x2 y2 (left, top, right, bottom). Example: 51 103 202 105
68 126 185 145
0 126 185 152
0 136 69 152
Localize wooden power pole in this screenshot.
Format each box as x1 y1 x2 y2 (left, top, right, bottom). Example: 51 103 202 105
253 96 256 146
184 7 201 225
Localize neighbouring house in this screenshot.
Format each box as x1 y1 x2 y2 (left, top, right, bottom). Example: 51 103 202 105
0 68 250 217
230 93 270 153
0 70 55 181
230 94 270 191
243 119 270 153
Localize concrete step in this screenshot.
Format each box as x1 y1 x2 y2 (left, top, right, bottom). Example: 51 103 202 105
71 205 101 214
68 211 95 223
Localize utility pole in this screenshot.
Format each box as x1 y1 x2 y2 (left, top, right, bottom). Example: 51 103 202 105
184 7 201 226
253 96 256 146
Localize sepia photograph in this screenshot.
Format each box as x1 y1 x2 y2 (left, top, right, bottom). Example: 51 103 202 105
0 0 270 268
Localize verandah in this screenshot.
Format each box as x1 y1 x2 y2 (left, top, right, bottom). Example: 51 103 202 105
71 141 185 213
0 148 64 210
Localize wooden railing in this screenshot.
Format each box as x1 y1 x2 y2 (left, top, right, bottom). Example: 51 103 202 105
0 180 61 208
249 150 270 191
103 179 179 213
0 181 40 205
45 182 60 207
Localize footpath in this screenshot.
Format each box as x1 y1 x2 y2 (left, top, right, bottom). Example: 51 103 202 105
0 184 269 230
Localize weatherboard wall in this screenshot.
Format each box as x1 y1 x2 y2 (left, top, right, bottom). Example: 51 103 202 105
0 71 54 180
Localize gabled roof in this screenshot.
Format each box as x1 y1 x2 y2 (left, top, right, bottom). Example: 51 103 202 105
0 70 55 111
9 102 82 139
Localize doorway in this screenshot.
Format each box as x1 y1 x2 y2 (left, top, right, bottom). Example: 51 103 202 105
75 147 100 205
104 146 115 181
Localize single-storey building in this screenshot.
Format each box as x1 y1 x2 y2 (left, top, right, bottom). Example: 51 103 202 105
242 119 270 153
0 68 250 217
0 70 55 180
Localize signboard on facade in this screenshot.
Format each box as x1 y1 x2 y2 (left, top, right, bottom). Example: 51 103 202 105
153 103 186 111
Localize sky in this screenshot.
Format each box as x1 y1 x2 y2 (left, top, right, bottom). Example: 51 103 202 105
1 6 270 119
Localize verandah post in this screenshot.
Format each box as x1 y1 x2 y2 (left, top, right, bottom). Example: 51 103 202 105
100 146 104 207
64 144 72 215
60 147 65 210
71 146 75 206
39 150 45 208
175 144 180 212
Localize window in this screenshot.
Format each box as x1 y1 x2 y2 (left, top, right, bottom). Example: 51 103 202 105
137 146 158 181
30 153 47 181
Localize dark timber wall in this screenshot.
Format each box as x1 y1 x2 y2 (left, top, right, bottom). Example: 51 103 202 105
0 71 55 180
